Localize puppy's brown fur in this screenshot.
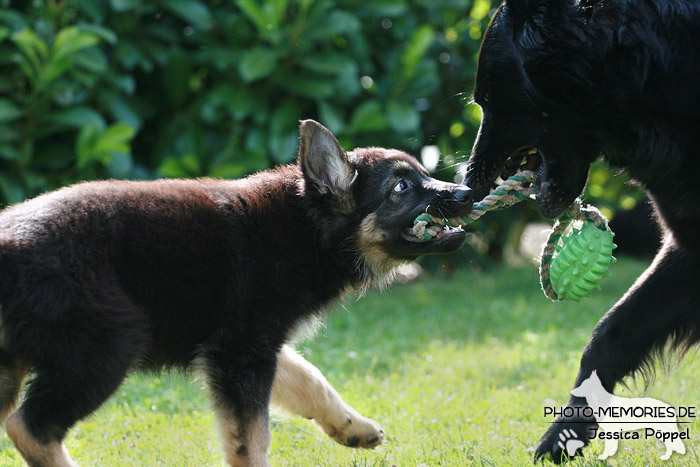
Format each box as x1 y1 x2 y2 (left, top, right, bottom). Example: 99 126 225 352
0 120 473 465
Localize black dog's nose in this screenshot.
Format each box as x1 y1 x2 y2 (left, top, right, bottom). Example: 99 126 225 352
453 186 473 203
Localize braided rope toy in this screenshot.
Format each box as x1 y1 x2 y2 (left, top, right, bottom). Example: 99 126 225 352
412 170 617 301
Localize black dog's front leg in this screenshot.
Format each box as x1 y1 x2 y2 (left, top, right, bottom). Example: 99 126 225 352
535 238 700 463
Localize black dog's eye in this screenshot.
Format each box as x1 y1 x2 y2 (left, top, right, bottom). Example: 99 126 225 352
393 179 408 192
483 92 489 103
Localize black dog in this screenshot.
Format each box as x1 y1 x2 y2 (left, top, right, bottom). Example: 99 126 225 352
465 0 700 463
0 120 473 466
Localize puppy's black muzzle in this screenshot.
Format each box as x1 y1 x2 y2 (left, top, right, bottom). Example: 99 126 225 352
426 185 474 219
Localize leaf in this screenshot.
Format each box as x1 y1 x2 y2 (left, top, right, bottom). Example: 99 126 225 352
400 25 435 80
235 0 269 33
363 0 408 17
158 154 201 178
0 75 11 93
238 47 279 83
279 72 335 98
107 73 136 95
334 72 362 99
0 99 22 123
195 47 241 71
269 100 299 163
163 50 192 107
159 157 190 178
245 128 268 157
11 29 47 77
77 24 118 45
208 163 246 179
102 93 142 131
268 0 289 28
299 53 357 76
0 124 19 143
386 100 420 133
227 90 256 121
269 131 298 164
403 60 440 98
77 0 107 21
94 123 135 157
348 100 388 133
0 173 25 204
0 144 20 161
41 58 73 87
12 53 38 87
200 84 255 123
270 100 298 134
115 40 140 69
76 123 135 168
40 28 102 87
0 9 28 30
71 47 109 74
110 0 142 12
305 10 361 40
106 152 134 179
0 26 10 43
46 107 106 130
52 27 100 62
162 0 214 31
76 124 101 168
317 100 345 134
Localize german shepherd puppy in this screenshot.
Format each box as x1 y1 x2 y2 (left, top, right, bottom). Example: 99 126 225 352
464 0 700 463
0 120 473 466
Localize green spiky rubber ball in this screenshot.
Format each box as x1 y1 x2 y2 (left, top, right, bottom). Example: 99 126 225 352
549 221 617 301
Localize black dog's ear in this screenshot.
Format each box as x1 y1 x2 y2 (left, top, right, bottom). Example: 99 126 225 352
505 0 537 25
298 120 356 210
505 0 569 29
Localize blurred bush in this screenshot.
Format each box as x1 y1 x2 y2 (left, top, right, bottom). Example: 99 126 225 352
0 0 493 204
0 0 645 265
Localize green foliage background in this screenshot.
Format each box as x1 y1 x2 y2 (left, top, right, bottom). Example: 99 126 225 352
0 0 642 259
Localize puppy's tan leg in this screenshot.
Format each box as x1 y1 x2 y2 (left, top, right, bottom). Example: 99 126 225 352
6 410 78 467
213 402 271 467
271 345 385 448
0 364 25 424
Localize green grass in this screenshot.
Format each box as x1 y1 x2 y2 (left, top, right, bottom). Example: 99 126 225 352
2 258 700 466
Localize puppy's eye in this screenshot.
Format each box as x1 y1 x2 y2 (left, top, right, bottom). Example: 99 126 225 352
483 92 489 103
393 179 408 192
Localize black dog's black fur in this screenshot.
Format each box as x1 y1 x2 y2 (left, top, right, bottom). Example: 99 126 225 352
465 0 700 462
0 120 472 465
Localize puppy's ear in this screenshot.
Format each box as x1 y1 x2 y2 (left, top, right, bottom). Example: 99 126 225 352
298 120 356 210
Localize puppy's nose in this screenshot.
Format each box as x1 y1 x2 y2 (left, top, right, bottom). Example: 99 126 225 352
453 186 473 203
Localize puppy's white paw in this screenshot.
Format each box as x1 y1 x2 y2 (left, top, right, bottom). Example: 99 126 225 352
315 408 385 449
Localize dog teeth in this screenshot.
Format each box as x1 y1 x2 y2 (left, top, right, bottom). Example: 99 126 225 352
494 176 505 185
527 148 538 154
520 157 529 166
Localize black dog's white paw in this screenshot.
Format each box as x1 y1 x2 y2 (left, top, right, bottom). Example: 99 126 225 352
535 418 593 464
557 428 585 458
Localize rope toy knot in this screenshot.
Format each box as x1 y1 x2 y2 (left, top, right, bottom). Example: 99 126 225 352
411 170 617 301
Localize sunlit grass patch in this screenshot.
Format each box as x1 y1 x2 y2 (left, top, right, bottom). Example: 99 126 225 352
2 258 698 466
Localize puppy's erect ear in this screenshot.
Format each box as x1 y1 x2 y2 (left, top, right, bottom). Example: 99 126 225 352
298 120 356 203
